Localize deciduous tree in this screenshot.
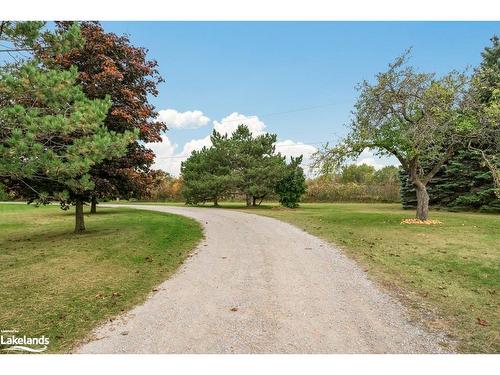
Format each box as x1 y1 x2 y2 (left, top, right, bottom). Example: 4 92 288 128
36 22 166 213
0 22 136 233
314 51 470 220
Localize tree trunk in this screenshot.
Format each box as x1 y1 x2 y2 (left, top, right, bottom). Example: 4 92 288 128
213 196 219 207
74 200 85 234
245 194 251 207
90 196 97 214
414 182 429 221
252 196 257 206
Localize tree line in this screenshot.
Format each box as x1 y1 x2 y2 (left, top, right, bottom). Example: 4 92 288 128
181 125 306 208
305 164 400 203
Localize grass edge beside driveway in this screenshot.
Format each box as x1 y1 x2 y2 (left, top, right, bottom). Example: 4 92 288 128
236 202 499 353
0 203 203 353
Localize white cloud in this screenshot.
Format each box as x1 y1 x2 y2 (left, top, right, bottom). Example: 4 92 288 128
355 148 400 170
275 140 317 160
213 112 266 136
180 135 212 155
146 134 212 176
157 109 210 129
275 140 317 175
145 135 179 174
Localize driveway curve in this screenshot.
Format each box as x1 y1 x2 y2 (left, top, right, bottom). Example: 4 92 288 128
77 204 447 353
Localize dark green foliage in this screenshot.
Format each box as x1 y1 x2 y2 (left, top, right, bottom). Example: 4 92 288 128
181 140 233 206
467 36 500 197
181 124 306 207
0 22 136 231
226 126 286 205
276 156 307 208
399 147 500 212
0 183 9 201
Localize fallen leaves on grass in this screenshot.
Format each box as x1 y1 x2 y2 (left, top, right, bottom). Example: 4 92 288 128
476 318 489 326
400 218 443 225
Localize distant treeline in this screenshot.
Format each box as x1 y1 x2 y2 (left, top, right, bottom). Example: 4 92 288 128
304 164 400 203
142 163 401 204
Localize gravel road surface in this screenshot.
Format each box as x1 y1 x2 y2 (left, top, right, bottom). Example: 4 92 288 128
77 204 447 353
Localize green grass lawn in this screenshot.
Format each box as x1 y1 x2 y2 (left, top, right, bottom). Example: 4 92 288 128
0 203 202 353
235 202 499 353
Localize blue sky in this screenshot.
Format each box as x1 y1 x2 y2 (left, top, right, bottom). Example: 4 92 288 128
101 21 499 175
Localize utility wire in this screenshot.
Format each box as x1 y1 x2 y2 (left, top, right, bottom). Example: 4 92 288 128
212 102 337 124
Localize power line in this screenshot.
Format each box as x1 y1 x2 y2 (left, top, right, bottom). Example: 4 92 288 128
213 102 337 124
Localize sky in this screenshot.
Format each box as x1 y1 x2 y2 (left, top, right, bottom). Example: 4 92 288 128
101 21 499 176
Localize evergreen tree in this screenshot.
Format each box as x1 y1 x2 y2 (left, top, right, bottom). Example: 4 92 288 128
0 22 137 232
467 36 500 197
276 156 307 208
181 131 233 206
227 125 286 206
181 124 301 207
399 146 500 212
36 22 166 213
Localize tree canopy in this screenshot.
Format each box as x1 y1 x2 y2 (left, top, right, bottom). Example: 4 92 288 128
314 50 471 220
35 22 166 212
466 36 500 197
0 22 136 232
181 124 306 207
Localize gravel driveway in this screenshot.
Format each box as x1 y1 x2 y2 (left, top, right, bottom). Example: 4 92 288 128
77 204 447 353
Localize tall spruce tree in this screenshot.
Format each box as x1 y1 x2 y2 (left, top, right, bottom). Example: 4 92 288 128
467 36 500 197
0 22 137 232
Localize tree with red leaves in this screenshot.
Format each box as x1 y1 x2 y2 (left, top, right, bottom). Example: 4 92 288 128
37 21 166 212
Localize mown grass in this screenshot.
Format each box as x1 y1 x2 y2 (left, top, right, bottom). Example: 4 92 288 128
234 202 499 353
0 203 202 353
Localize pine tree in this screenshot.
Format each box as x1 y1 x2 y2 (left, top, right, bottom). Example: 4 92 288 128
36 22 166 213
0 22 137 232
181 125 295 206
181 144 233 206
226 125 286 206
